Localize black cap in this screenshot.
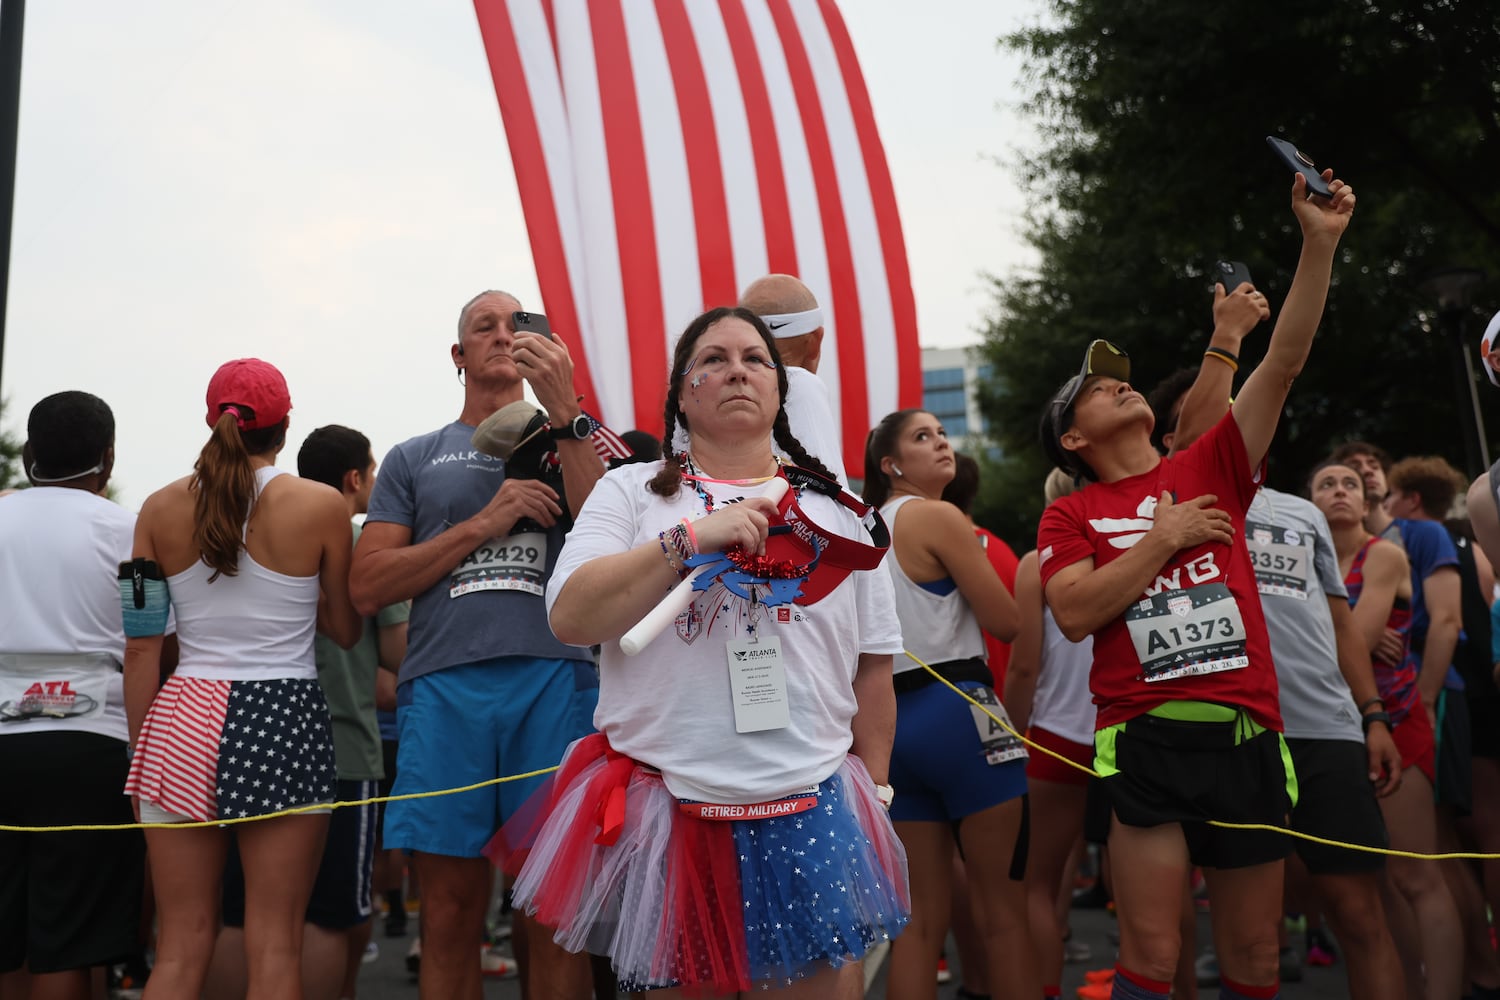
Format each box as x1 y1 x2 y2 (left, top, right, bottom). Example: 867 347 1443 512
1038 340 1130 478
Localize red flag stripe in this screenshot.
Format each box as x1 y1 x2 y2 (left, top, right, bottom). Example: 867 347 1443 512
590 0 669 436
656 0 739 308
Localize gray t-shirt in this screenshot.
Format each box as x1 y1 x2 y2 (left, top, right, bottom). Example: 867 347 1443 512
365 421 591 685
1245 488 1361 742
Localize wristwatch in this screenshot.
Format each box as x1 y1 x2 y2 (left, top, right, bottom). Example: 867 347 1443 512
874 783 895 809
549 414 591 441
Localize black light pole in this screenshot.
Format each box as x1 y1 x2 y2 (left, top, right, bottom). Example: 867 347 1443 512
0 0 24 399
1421 267 1488 477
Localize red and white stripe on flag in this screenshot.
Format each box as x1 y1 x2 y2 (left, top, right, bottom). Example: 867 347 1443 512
473 0 921 480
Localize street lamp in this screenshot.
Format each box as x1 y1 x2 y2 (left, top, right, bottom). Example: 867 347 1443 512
1420 267 1488 475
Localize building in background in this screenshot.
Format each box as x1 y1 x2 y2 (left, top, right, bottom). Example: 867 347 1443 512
921 346 991 447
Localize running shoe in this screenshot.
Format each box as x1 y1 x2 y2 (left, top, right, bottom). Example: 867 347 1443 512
481 947 520 979
362 940 380 964
936 956 952 984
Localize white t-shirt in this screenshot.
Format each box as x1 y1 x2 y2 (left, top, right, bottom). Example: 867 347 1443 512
782 366 848 486
0 487 134 740
547 462 903 803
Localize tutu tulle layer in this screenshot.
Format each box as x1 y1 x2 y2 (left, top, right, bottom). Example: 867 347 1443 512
487 735 909 993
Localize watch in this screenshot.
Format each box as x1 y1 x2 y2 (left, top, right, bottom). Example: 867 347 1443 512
549 414 591 441
874 783 895 809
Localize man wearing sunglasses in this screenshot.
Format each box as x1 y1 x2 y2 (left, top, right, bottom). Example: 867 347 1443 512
1034 168 1356 1000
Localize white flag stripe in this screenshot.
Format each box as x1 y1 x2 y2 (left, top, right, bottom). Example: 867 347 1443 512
620 4 703 363
789 1 896 431
684 3 769 294
556 0 636 427
740 0 840 444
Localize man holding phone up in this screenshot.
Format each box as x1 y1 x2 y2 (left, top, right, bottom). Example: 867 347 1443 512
351 290 604 1000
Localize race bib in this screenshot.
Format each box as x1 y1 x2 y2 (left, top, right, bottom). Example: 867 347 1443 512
450 532 547 598
1246 520 1311 601
0 673 109 725
965 684 1028 765
1124 583 1248 683
726 637 790 733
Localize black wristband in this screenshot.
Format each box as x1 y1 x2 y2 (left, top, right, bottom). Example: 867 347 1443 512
1204 346 1240 365
1357 696 1384 714
1361 710 1392 734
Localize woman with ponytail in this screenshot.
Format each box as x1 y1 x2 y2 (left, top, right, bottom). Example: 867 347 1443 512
492 307 908 997
123 359 360 1000
863 409 1038 1000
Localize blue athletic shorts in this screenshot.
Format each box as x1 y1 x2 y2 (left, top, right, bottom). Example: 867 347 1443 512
888 678 1029 822
384 656 599 857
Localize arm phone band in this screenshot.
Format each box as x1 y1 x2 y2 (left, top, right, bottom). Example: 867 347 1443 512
118 558 171 637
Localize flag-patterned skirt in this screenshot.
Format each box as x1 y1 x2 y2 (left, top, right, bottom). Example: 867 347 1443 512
125 675 334 822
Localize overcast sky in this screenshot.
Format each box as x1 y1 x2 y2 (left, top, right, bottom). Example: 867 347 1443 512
1 1 1041 508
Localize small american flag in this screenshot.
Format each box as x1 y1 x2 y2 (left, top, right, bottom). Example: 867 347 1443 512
584 412 634 464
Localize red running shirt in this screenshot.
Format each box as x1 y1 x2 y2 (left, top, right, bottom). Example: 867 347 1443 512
1036 414 1282 732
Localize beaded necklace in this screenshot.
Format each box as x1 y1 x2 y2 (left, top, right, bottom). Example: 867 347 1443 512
679 452 793 514
677 452 816 587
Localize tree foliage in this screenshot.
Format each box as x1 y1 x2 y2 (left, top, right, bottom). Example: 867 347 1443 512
974 0 1500 550
0 399 23 492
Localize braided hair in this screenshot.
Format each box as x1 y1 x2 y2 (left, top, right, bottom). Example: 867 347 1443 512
647 306 836 497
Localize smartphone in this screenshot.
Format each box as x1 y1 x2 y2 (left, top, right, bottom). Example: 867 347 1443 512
1265 136 1333 199
1213 260 1253 295
511 311 553 340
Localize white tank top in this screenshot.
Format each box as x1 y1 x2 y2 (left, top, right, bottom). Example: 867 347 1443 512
170 467 320 681
1030 606 1096 744
881 495 986 674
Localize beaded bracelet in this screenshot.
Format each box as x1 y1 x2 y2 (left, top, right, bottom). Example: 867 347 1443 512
667 522 696 564
658 532 686 578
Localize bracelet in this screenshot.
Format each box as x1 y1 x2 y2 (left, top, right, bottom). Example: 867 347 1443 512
873 783 895 809
1357 696 1384 714
1361 710 1392 734
658 532 686 578
1203 347 1239 372
667 522 696 563
680 517 699 554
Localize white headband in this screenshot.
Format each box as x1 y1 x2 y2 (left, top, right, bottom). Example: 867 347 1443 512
759 307 823 339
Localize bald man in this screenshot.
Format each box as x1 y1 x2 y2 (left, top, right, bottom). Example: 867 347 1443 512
739 274 848 485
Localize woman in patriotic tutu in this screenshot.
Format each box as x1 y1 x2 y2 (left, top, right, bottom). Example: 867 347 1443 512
122 359 360 999
494 306 909 996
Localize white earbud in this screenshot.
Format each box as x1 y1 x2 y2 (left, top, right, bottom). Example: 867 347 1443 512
892 465 903 478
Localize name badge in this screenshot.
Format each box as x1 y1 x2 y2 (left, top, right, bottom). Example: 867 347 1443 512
1124 583 1249 682
965 684 1028 765
1246 520 1311 601
450 532 547 598
726 637 790 733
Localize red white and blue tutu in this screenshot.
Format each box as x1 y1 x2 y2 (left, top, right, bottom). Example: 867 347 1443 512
125 675 334 822
486 734 909 994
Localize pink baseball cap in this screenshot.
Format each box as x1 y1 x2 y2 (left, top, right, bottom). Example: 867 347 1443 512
205 358 292 429
1481 310 1500 387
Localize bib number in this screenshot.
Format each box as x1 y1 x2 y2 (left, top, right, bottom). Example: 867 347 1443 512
966 684 1028 765
1246 521 1311 601
1125 583 1249 682
450 532 547 598
726 637 790 733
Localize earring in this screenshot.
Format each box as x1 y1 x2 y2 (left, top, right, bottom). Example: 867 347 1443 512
892 465 903 478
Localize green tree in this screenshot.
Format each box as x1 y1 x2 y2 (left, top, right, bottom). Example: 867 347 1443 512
976 0 1500 550
0 399 23 492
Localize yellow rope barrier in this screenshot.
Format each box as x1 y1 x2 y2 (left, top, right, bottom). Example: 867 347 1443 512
4 649 1493 865
907 650 1500 862
0 764 559 833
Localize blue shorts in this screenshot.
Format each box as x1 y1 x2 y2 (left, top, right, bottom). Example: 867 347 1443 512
384 656 599 857
888 677 1029 822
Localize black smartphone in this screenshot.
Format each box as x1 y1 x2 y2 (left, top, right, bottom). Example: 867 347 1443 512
1265 136 1333 199
1213 260 1253 294
511 311 553 340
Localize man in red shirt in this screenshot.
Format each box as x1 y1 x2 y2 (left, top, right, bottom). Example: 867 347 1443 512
1036 168 1354 1000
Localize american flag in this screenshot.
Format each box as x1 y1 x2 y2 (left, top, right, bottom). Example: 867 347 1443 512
583 411 635 464
472 0 921 480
